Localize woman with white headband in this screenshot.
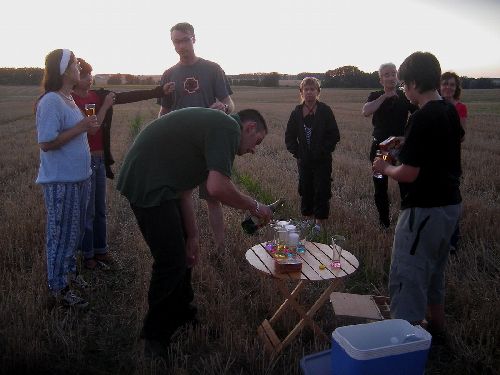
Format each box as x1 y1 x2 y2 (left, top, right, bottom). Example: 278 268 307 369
35 49 99 308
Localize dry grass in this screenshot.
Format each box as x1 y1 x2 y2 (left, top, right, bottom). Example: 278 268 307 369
0 85 499 374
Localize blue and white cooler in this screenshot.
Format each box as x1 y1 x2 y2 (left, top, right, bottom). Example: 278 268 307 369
331 319 432 375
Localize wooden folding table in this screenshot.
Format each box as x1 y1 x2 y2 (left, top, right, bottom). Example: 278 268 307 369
245 241 359 355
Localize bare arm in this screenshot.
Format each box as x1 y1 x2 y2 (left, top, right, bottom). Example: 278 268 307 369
39 116 98 152
206 170 272 222
179 189 199 267
158 105 170 118
372 159 420 183
362 91 396 117
210 96 235 114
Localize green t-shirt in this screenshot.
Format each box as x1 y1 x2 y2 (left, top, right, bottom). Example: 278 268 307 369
117 107 241 207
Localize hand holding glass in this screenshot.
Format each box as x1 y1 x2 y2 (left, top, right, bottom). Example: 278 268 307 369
84 103 96 116
373 150 387 179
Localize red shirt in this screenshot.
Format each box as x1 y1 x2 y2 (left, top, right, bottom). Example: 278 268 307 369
455 101 467 119
73 91 104 152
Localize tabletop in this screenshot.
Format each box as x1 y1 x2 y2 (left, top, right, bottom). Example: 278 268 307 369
245 241 359 281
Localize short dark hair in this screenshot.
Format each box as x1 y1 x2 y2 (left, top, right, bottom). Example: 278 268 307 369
170 22 194 35
238 109 268 134
77 58 92 76
398 51 441 93
441 71 462 100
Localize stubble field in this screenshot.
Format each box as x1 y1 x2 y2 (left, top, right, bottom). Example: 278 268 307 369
0 85 499 374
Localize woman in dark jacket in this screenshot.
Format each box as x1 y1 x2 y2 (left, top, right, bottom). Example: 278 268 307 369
285 77 340 231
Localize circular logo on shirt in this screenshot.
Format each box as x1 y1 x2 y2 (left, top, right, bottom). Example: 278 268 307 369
184 77 199 94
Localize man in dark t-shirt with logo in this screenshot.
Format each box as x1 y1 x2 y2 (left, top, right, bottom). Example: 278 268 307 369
117 108 272 357
363 63 417 228
373 52 463 340
158 22 235 250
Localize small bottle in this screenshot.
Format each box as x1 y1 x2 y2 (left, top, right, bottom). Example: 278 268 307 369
241 198 284 235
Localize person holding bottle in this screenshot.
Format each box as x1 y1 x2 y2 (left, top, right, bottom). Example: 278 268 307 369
285 77 340 232
35 49 97 308
117 107 272 358
373 51 463 339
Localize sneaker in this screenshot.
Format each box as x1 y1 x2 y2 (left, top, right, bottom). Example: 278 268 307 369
70 274 90 289
61 289 89 309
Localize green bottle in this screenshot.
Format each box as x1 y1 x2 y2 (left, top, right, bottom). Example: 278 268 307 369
241 199 284 235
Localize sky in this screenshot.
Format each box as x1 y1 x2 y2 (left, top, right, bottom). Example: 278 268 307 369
2 0 500 78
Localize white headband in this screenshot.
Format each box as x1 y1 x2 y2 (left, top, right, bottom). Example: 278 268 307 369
59 49 71 75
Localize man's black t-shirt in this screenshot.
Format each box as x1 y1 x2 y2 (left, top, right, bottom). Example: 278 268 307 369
367 90 417 141
398 100 463 209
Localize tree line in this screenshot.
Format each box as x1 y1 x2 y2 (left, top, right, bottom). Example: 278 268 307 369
0 67 497 89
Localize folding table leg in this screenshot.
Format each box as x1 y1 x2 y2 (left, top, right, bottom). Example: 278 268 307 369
269 280 305 324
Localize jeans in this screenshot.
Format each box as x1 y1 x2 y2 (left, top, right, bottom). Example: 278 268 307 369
131 200 194 342
81 155 107 260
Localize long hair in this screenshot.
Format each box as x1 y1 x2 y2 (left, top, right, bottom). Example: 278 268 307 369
441 71 462 100
35 49 75 112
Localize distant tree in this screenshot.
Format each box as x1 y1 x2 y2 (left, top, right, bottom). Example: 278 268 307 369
260 72 280 87
141 76 154 85
107 74 123 85
323 66 379 88
0 67 43 85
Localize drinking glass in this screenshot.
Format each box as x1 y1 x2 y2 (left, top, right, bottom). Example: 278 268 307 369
331 235 346 268
84 103 96 116
373 150 384 179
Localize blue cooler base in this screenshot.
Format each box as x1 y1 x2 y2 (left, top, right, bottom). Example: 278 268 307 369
332 342 429 375
300 349 331 375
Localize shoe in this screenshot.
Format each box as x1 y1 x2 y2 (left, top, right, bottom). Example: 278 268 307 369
84 258 110 271
61 288 89 309
94 253 113 263
144 338 169 359
70 274 90 289
449 245 457 255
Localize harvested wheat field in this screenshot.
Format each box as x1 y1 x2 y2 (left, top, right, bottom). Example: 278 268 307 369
0 85 499 374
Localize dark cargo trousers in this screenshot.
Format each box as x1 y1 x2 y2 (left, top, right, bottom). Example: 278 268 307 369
131 200 194 343
298 158 332 220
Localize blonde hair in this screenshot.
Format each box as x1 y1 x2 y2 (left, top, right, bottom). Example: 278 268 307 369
299 77 321 103
299 77 321 92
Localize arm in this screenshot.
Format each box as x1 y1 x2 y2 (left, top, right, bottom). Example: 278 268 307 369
206 170 272 223
115 83 174 105
210 96 234 114
362 91 396 117
372 159 420 183
179 189 199 267
323 106 340 153
40 116 98 152
284 110 299 157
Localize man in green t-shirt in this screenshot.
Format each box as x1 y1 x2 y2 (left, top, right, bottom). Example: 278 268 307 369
117 107 272 357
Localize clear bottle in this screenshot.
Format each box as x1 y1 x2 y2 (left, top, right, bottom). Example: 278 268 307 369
241 199 284 235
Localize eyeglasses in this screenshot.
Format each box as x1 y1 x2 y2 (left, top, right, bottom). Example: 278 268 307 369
172 36 194 46
398 81 406 92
